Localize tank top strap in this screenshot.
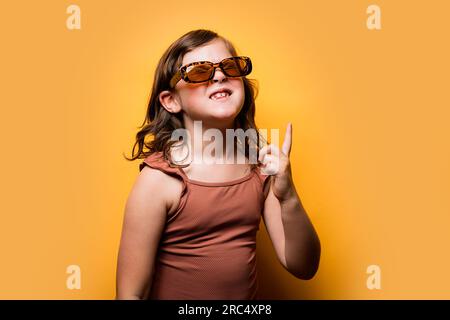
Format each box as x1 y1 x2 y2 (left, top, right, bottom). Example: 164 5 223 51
254 165 271 189
139 151 186 179
139 151 189 223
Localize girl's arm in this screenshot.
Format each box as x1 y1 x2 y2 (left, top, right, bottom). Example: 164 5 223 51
262 181 321 280
260 123 321 280
115 166 171 300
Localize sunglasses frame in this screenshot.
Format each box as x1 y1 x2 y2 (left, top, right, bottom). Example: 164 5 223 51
169 56 252 89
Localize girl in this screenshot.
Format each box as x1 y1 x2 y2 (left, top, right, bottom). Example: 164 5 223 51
116 29 321 300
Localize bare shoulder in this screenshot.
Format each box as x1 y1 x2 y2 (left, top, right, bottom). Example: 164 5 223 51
132 165 184 216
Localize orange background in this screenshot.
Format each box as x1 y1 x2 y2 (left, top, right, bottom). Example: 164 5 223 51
1 0 449 299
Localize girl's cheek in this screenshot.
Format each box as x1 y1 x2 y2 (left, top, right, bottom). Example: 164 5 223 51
183 94 207 110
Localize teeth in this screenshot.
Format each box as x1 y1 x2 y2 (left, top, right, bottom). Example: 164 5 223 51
211 92 229 100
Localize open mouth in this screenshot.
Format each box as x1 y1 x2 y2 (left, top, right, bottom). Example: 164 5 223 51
210 92 231 101
209 90 233 101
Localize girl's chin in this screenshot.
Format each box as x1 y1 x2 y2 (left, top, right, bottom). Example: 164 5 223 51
206 107 240 120
207 98 237 109
200 97 243 119
208 110 237 119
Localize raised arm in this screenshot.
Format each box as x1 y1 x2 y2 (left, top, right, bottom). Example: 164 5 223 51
259 123 321 280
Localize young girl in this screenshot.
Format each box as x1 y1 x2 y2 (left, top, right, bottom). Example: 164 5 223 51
116 29 321 300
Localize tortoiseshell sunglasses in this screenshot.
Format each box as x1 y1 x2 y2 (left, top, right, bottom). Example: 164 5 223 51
169 56 252 89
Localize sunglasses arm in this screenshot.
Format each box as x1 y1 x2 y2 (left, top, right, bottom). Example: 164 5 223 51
169 71 182 89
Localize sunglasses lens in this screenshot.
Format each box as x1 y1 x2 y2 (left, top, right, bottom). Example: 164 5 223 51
184 57 251 83
186 63 212 82
222 58 249 77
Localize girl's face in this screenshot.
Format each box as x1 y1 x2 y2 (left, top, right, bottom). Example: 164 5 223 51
170 39 245 127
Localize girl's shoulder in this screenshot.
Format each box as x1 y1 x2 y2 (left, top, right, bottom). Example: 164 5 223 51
139 151 187 184
254 166 272 200
138 151 188 217
139 151 176 172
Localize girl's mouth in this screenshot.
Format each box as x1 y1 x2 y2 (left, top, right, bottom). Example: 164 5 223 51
209 92 231 101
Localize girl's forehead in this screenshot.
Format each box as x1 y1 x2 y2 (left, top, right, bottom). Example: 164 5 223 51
182 53 233 66
182 41 232 65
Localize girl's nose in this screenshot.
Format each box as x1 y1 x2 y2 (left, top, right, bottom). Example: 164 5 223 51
211 67 227 82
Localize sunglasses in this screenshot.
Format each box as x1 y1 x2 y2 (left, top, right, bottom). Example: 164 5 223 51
169 56 252 89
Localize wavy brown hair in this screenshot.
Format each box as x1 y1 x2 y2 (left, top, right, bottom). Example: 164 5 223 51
124 29 267 171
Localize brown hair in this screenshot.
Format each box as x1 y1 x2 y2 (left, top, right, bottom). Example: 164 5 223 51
124 29 267 170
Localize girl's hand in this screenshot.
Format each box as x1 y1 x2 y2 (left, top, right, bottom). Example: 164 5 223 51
258 123 296 203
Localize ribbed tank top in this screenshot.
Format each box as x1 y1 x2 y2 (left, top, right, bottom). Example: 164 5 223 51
139 151 270 300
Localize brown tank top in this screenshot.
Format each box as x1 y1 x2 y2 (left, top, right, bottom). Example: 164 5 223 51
139 151 270 300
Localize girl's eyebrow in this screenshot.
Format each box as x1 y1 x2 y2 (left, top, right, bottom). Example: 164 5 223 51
185 56 231 65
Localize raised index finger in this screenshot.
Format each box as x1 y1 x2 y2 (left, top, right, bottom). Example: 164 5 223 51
281 122 292 156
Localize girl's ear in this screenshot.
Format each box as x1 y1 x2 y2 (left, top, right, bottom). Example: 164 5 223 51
159 90 182 113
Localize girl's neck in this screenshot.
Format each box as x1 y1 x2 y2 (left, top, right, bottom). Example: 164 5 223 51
184 119 237 157
177 118 244 164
